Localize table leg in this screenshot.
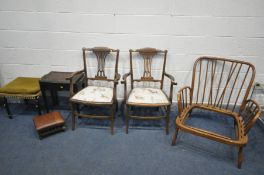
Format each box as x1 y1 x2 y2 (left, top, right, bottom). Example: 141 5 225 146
40 86 49 113
50 89 59 106
35 97 41 115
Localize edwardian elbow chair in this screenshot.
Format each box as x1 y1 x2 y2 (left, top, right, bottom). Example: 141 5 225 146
122 48 177 134
172 57 262 168
68 47 120 135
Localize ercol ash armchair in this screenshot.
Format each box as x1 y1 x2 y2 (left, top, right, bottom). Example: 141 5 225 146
172 57 262 168
68 47 120 135
122 48 177 134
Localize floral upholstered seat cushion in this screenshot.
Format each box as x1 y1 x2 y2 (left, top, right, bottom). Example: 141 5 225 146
71 86 113 103
127 88 169 105
0 77 40 94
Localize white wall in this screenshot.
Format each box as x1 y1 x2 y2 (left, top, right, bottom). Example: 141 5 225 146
0 0 264 101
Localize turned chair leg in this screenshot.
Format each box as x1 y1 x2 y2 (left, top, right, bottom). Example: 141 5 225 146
3 97 12 119
71 103 76 130
115 101 118 112
125 105 129 134
165 105 171 135
110 104 115 135
237 146 244 168
172 127 179 145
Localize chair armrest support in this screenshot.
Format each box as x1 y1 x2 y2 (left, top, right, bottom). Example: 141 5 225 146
177 86 192 115
240 99 262 134
121 72 131 102
164 72 177 103
114 73 121 84
66 70 85 97
164 72 177 85
121 72 131 84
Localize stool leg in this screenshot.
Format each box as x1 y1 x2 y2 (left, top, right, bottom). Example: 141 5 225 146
3 97 12 119
24 99 29 104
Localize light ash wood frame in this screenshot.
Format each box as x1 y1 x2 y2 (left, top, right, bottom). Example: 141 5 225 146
122 48 177 134
171 56 262 168
67 47 120 135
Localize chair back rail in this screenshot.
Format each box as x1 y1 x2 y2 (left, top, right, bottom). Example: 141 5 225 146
190 57 255 113
129 48 167 89
82 47 119 86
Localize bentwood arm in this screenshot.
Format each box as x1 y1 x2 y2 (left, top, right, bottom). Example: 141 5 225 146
177 86 192 115
240 99 262 134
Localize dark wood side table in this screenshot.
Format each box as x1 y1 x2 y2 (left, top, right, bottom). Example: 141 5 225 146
39 71 84 112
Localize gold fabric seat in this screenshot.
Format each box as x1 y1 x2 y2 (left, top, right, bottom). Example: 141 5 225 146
0 77 41 118
0 77 40 94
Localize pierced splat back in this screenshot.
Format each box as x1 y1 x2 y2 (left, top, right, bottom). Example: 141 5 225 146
129 48 167 89
191 57 255 113
82 47 119 86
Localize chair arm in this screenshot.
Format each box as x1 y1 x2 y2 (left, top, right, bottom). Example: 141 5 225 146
240 99 262 134
66 70 85 81
66 70 85 97
121 72 131 101
164 72 177 85
177 86 192 115
114 73 121 84
164 72 177 103
121 72 131 84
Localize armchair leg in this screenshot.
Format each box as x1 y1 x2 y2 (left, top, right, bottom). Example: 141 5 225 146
3 97 12 119
165 105 171 135
71 103 76 130
125 105 129 134
237 146 244 169
116 101 118 112
110 104 115 135
172 127 179 146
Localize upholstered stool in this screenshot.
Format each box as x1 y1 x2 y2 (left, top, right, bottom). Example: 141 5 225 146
33 111 66 139
0 77 41 118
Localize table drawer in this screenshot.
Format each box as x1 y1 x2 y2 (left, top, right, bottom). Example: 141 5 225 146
54 84 70 91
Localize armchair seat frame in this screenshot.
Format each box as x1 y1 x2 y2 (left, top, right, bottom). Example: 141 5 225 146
68 47 120 135
172 57 261 168
122 48 177 134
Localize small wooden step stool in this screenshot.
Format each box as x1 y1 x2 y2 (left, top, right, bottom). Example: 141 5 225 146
33 111 66 139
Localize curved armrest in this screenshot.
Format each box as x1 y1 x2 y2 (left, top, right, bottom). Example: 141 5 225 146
114 73 121 84
177 86 192 115
240 99 262 134
66 70 85 81
66 70 85 97
164 72 177 103
164 72 177 85
121 72 131 101
121 72 131 84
